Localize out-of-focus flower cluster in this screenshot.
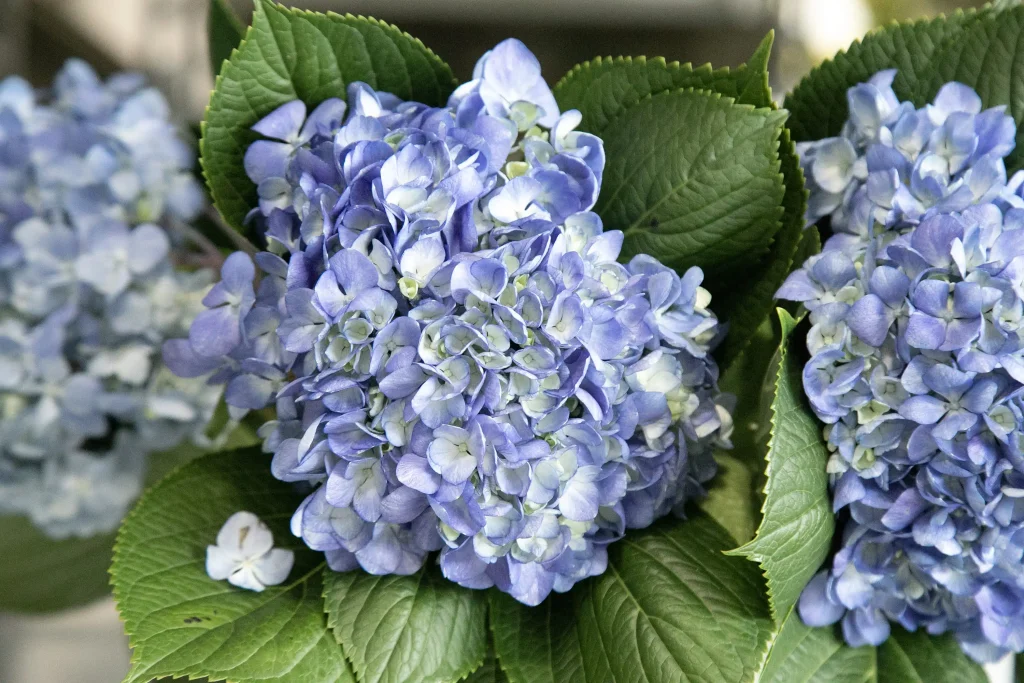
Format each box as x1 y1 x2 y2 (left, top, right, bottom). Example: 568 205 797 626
167 39 733 605
783 70 1024 660
0 60 216 539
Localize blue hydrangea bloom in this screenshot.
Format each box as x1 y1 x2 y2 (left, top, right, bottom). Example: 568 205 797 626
782 71 1024 661
0 60 218 538
167 39 734 605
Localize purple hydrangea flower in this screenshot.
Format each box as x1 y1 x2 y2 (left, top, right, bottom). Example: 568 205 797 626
782 71 1024 662
167 39 734 605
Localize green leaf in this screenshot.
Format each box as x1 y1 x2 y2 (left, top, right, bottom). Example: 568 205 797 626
202 0 456 231
208 0 245 79
714 124 806 367
699 452 760 544
463 645 510 683
924 5 1024 172
756 608 876 683
591 88 786 278
322 566 488 683
112 448 353 683
554 36 801 362
757 608 987 683
785 9 982 142
877 627 987 683
491 513 773 683
727 309 833 622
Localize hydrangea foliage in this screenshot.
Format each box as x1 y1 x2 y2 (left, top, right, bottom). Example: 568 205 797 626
781 70 1024 660
167 39 734 605
0 60 216 538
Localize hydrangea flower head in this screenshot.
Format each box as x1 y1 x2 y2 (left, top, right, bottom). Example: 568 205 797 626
167 39 733 605
0 60 216 538
782 71 1024 661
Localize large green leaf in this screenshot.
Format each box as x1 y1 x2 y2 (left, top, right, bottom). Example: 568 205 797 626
111 448 353 683
727 309 833 622
322 566 487 683
490 513 773 683
757 608 987 683
201 0 456 231
757 608 876 683
553 36 774 129
554 37 803 365
592 88 785 278
208 0 245 78
785 9 981 142
877 627 987 683
924 5 1024 172
464 645 510 683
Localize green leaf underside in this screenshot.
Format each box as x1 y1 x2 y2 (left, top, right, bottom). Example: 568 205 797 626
784 9 980 142
322 567 487 683
0 432 248 613
463 646 510 683
554 40 804 366
699 452 760 544
594 88 786 277
201 0 456 231
728 309 833 622
208 0 246 79
112 448 353 683
925 5 1024 172
490 513 772 683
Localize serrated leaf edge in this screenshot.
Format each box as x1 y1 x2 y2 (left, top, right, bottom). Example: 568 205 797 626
200 0 457 231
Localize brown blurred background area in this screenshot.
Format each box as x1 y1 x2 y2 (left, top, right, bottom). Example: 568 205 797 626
0 0 993 123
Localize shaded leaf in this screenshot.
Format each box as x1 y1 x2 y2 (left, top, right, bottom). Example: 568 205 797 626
924 5 1024 172
785 9 982 142
208 0 245 79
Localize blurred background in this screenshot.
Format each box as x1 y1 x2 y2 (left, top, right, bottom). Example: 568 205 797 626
0 0 1000 681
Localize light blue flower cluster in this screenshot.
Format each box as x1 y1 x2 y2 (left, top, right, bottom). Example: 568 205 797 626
166 40 733 605
782 71 1024 660
0 60 217 538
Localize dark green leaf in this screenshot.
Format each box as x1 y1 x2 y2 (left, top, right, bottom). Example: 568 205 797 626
592 88 786 277
924 5 1024 172
208 0 245 79
785 9 982 142
699 452 760 544
112 448 353 683
202 0 456 231
463 644 510 683
727 309 833 622
322 566 488 683
491 513 773 683
555 37 800 362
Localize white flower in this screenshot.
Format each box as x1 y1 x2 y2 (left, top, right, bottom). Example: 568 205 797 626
206 511 295 592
